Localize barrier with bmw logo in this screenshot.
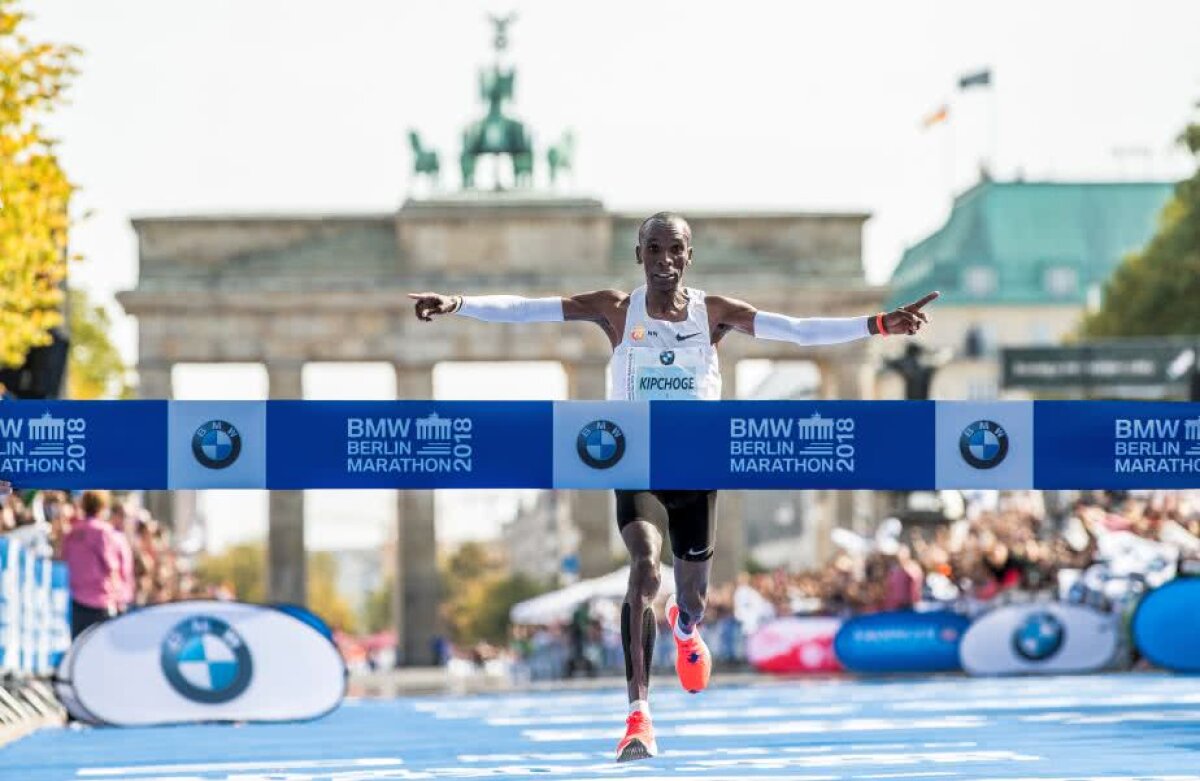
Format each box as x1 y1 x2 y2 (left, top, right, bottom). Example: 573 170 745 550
958 603 1122 676
53 600 346 726
0 400 1198 489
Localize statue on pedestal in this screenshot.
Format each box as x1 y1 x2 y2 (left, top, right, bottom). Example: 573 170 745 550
547 130 576 188
460 14 534 189
407 130 440 189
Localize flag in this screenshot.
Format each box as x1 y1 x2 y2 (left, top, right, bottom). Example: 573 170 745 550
958 68 992 90
921 104 949 129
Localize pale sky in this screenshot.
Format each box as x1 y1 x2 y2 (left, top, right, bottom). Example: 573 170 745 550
22 0 1200 550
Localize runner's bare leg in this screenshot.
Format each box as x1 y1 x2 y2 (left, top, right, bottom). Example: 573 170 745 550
621 521 662 702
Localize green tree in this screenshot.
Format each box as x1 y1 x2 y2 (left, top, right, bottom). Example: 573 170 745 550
0 1 79 369
194 542 266 603
67 288 131 399
308 551 356 633
1083 121 1200 336
193 542 356 632
469 573 548 643
440 542 499 643
362 577 393 634
440 542 553 644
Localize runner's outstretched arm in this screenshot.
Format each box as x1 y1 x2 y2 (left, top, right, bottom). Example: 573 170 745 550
707 290 940 344
408 290 627 344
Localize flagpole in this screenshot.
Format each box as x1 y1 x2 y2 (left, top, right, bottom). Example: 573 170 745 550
920 104 954 200
957 68 995 180
988 79 999 177
947 109 957 198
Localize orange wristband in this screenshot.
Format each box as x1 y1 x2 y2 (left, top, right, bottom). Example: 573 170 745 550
875 312 888 336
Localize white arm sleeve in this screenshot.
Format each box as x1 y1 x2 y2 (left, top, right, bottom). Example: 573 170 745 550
456 295 565 323
753 311 870 346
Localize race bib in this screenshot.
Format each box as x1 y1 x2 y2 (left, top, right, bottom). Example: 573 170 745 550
629 347 706 401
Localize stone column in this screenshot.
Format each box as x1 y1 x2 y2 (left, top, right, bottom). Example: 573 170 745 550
394 364 439 666
563 360 614 578
137 361 175 527
267 360 307 605
712 357 744 586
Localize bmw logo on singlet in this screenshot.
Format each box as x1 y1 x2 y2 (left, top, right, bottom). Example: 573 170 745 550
192 419 242 469
959 419 1009 469
160 616 253 704
576 419 626 469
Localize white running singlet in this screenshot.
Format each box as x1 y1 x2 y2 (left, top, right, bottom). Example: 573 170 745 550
607 286 722 401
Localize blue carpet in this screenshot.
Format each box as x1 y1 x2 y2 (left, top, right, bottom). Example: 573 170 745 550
3 674 1199 780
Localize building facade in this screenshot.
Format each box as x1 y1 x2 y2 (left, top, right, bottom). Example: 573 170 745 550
883 178 1174 400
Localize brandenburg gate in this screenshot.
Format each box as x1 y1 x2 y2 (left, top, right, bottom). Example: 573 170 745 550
116 18 882 665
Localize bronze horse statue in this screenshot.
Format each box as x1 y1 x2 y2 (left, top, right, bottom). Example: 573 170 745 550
408 130 440 187
460 66 534 189
547 130 575 187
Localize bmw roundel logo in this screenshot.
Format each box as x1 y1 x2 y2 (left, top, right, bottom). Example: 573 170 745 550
959 419 1008 469
1012 611 1065 662
659 350 675 366
161 616 253 703
192 419 242 469
576 419 626 470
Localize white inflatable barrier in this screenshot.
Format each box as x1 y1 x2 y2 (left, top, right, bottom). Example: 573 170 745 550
54 600 346 726
959 603 1121 676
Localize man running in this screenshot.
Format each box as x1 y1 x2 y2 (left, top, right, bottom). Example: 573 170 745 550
409 212 937 762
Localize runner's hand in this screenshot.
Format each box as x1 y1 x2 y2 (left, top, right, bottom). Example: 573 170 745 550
883 291 939 336
407 292 459 322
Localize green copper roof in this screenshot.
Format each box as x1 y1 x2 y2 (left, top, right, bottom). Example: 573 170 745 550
888 179 1174 307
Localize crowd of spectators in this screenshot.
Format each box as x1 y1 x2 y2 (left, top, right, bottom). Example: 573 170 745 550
4 483 1197 675
1 485 194 636
506 490 1200 679
740 490 1197 617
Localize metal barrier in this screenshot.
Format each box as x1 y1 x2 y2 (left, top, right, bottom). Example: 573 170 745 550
0 536 70 676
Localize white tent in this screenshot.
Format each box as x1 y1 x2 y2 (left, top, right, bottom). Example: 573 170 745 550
509 565 676 625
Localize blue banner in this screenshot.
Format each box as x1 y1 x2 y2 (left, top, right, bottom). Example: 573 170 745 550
266 401 553 489
1035 401 1200 489
0 401 167 489
0 400 1198 490
651 401 935 489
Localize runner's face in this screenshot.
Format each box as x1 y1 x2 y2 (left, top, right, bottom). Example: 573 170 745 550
637 222 692 293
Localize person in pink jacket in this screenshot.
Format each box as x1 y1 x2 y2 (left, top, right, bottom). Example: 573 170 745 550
60 490 124 638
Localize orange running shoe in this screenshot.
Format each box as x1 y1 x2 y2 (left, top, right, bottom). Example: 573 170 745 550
667 596 712 693
615 710 657 762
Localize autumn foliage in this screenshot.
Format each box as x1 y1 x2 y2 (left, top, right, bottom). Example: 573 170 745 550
0 1 79 368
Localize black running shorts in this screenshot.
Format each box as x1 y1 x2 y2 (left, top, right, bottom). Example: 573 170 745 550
614 490 717 562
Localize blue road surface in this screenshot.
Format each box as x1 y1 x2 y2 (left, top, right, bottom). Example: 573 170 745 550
4 674 1199 780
